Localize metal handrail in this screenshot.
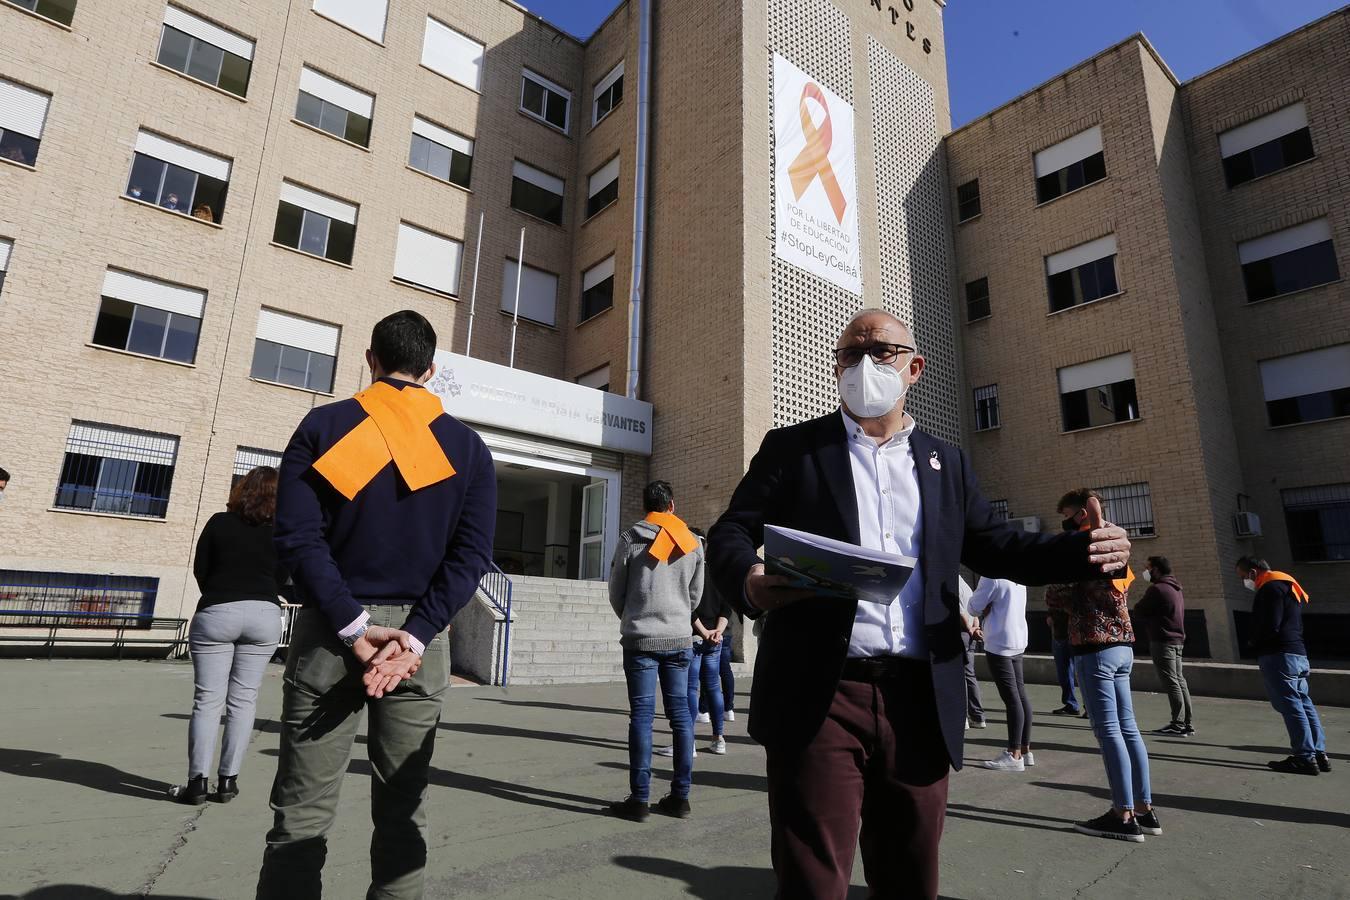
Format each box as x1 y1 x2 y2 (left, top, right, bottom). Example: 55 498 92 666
478 563 513 685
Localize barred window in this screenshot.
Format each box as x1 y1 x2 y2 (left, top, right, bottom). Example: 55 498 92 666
0 570 159 627
973 384 999 431
1282 484 1350 562
55 422 179 519
233 446 282 486
1092 482 1154 538
989 499 1009 522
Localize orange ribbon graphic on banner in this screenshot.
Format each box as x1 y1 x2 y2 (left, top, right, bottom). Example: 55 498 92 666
787 82 848 224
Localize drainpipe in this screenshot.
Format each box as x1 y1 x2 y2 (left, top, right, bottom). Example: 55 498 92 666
626 0 653 399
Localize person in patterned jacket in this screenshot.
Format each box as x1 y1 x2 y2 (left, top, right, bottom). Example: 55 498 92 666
1046 488 1159 844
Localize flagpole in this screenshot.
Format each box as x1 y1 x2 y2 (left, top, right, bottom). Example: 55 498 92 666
464 211 484 358
509 226 525 368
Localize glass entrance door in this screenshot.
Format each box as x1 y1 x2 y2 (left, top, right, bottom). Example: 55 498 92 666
579 480 607 580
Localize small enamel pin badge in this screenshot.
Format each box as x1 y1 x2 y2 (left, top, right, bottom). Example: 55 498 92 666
929 451 942 471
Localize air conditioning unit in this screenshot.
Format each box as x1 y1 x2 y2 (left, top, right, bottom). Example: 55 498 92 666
1014 516 1042 533
1234 511 1262 538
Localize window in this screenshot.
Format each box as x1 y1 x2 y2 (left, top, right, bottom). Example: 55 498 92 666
233 446 282 486
593 60 623 125
1220 103 1314 187
312 0 387 42
965 277 990 321
394 222 463 296
0 77 50 167
156 6 253 97
501 259 558 327
409 116 472 188
54 422 179 519
1035 126 1106 203
577 364 610 392
295 67 373 147
1058 352 1139 432
421 17 483 91
1260 343 1350 427
520 69 570 132
973 384 999 431
1282 484 1350 562
510 161 565 225
0 238 10 297
0 570 159 627
586 156 619 218
273 181 357 264
1092 482 1155 538
125 130 231 223
989 499 1009 522
581 255 615 321
3 0 76 27
1046 234 1119 312
251 308 339 393
92 269 204 364
956 178 981 222
1239 219 1339 302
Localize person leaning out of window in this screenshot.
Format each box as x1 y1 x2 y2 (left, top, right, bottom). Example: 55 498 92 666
170 466 289 805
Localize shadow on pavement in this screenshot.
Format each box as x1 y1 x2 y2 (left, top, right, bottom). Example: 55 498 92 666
610 856 965 900
473 697 627 717
595 760 768 793
0 748 170 802
1033 781 1350 829
1 888 213 899
162 712 281 734
945 801 1072 834
439 720 627 750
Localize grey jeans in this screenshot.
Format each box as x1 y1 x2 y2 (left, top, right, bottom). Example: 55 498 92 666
188 600 283 779
1150 643 1193 726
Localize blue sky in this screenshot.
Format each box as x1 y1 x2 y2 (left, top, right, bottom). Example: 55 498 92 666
519 0 1342 125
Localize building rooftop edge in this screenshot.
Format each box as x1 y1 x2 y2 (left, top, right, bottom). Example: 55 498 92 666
1183 5 1348 85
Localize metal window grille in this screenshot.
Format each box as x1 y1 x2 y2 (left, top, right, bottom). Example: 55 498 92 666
973 384 1000 430
1282 483 1350 562
0 569 159 627
990 499 1009 521
1092 482 1154 537
233 446 282 484
55 422 179 519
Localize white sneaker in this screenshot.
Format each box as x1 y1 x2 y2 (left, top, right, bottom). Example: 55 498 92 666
983 751 1025 772
1024 751 1036 767
708 736 727 755
654 745 697 759
696 712 711 724
724 710 736 722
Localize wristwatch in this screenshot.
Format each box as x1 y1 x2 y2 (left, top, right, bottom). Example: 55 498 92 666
341 622 369 648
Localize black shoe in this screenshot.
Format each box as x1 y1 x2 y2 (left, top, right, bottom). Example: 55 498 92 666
169 775 210 805
1152 724 1186 736
1268 756 1319 776
1051 705 1079 717
606 797 651 822
1181 725 1196 737
1135 809 1162 835
1074 811 1144 843
1079 708 1090 719
1315 752 1332 773
653 795 692 819
212 775 239 803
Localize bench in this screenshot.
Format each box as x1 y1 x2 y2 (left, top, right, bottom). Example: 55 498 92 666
0 610 189 659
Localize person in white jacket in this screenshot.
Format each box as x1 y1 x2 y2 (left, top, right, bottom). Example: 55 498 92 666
969 577 1033 771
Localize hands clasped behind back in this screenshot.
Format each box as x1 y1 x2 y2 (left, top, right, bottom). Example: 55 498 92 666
353 624 423 698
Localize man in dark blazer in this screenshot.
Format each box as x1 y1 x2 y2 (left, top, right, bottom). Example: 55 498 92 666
708 309 1131 900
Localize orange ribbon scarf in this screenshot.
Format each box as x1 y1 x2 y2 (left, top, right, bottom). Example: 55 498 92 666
643 512 698 564
312 381 456 501
787 82 848 224
1256 570 1310 604
1077 522 1135 594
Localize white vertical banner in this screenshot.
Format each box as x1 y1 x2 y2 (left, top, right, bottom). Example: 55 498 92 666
773 54 861 296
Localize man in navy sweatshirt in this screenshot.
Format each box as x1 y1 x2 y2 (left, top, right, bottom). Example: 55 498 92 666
257 310 496 899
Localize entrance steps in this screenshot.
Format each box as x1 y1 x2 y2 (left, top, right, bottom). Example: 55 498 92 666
505 576 627 684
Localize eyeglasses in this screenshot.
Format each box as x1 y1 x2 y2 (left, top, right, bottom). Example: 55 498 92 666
833 343 915 368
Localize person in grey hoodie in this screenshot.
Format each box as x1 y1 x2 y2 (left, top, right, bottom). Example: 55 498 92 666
606 480 705 822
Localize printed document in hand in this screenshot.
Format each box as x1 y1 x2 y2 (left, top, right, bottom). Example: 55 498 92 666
763 524 916 605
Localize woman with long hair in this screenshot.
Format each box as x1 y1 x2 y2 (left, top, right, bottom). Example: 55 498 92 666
170 466 287 804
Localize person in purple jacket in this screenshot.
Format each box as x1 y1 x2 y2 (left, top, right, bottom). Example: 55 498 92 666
1134 556 1195 736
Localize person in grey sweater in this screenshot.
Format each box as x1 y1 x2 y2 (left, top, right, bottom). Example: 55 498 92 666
606 481 705 822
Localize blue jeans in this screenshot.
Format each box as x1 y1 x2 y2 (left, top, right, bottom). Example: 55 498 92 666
688 640 725 736
1075 646 1151 811
623 648 694 802
1258 653 1326 760
1052 638 1079 712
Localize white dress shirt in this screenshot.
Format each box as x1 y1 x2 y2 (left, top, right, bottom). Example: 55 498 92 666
841 409 927 659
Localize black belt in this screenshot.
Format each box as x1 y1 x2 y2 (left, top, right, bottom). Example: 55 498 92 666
840 655 927 683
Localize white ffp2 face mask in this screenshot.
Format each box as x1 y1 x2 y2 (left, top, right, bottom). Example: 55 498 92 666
1141 569 1152 584
1243 578 1257 592
838 355 908 419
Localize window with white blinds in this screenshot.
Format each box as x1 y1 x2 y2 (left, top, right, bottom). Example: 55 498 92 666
586 156 619 218
501 259 558 327
0 77 51 166
593 60 623 125
1260 343 1350 427
394 222 463 296
101 269 205 318
1046 234 1119 312
312 0 387 42
1035 126 1106 203
510 160 565 225
0 237 11 298
134 130 231 181
1220 103 1314 187
277 181 356 224
255 308 339 355
126 130 232 222
1058 352 1139 432
233 446 282 481
55 422 180 519
422 17 484 91
274 181 358 263
251 308 340 392
581 254 615 321
1239 219 1339 302
158 6 254 97
409 115 473 188
296 67 374 147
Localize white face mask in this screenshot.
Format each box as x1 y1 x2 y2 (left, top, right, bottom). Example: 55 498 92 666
1141 569 1152 584
838 355 908 419
1243 577 1257 592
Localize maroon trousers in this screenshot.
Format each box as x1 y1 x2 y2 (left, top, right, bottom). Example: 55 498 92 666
765 663 951 900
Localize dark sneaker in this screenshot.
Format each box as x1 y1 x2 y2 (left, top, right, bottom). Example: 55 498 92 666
1268 756 1319 776
1152 724 1186 736
1181 725 1196 737
653 795 692 819
606 797 651 822
1315 752 1332 773
1051 705 1079 717
1135 809 1162 835
1074 811 1144 843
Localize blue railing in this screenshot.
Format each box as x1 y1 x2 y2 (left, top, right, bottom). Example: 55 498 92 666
478 563 514 686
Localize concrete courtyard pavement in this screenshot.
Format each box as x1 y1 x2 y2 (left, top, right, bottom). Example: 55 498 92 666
1 660 1346 900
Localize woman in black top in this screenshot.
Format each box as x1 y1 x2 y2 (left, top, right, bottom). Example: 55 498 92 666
170 466 287 804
